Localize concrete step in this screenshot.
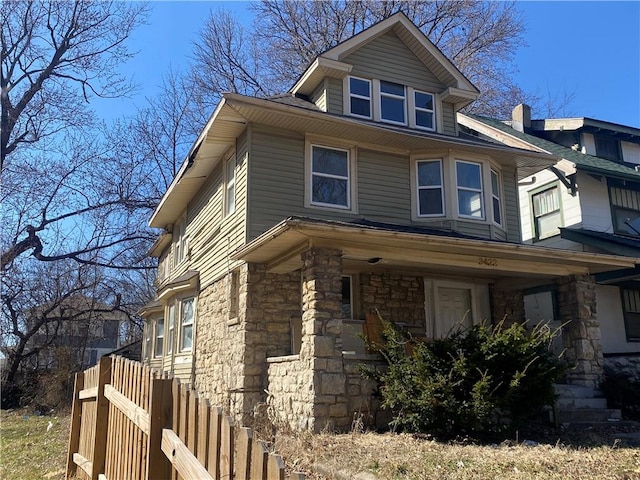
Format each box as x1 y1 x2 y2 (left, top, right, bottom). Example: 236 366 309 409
554 384 602 398
556 397 608 410
557 408 622 423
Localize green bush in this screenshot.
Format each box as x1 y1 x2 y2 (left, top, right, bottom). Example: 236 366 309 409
601 373 640 421
362 317 565 437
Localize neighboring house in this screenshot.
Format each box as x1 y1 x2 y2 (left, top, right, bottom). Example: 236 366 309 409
26 295 125 370
141 13 636 431
458 106 640 381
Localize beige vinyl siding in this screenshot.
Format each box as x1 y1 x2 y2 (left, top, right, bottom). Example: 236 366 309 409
441 102 457 136
358 149 411 223
149 357 162 370
184 130 249 289
326 77 343 115
311 80 327 112
172 356 192 383
502 166 521 243
343 31 444 93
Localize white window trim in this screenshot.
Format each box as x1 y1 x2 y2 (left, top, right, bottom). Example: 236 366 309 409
412 158 445 218
173 215 188 268
490 168 503 227
376 80 407 126
224 152 237 217
455 159 485 220
154 317 164 358
344 76 372 119
167 303 176 355
305 138 358 213
409 88 436 132
531 183 562 241
179 297 195 353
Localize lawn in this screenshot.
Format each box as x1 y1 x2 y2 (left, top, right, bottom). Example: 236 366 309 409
0 409 69 480
1 409 639 480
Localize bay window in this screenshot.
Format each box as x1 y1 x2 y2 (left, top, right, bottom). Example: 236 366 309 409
456 160 484 219
154 318 164 357
491 169 502 226
180 297 194 352
416 160 444 216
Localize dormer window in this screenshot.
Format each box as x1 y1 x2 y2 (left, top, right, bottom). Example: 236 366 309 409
348 77 371 118
414 91 435 131
379 80 406 125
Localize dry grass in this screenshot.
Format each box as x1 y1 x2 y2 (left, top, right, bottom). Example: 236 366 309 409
274 430 640 480
0 409 69 480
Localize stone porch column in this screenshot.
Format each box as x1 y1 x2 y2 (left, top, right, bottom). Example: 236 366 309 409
556 275 604 388
489 284 525 326
300 247 350 431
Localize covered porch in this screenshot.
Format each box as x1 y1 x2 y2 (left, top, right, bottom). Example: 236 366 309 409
233 217 637 431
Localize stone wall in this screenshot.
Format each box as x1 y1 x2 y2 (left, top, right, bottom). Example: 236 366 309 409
604 355 640 382
359 272 425 336
489 285 525 326
556 275 604 388
343 354 389 429
266 355 315 430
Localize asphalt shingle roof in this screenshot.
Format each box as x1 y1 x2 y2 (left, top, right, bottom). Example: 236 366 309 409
466 114 640 182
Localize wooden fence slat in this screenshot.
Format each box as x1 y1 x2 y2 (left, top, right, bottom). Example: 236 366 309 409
78 387 98 400
123 360 133 480
132 361 142 480
267 454 286 480
114 358 124 480
235 427 252 480
220 415 234 480
187 392 199 458
140 367 150 480
103 384 150 435
207 406 223 480
288 473 306 480
171 379 181 480
90 356 111 480
161 428 214 480
146 377 172 480
250 438 269 480
66 371 84 479
196 399 211 469
73 452 93 478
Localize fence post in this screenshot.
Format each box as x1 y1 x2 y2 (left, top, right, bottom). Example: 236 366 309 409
91 356 112 480
65 371 84 479
146 377 173 480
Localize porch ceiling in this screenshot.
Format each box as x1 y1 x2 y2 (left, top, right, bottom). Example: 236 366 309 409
232 217 638 284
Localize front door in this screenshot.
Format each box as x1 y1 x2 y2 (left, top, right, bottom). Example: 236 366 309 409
436 287 472 338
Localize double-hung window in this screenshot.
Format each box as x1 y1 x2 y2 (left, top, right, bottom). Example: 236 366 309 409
621 288 640 341
167 304 175 355
379 80 406 124
173 216 187 267
414 91 435 130
456 160 484 219
180 298 194 352
609 182 640 236
532 186 561 240
310 145 350 209
491 169 502 226
225 154 236 216
154 318 164 357
348 77 371 118
416 160 444 216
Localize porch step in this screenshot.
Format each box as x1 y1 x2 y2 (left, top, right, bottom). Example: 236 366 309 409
554 384 603 399
557 408 622 423
556 396 608 410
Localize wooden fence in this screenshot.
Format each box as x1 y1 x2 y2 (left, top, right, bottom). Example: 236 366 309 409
66 356 305 480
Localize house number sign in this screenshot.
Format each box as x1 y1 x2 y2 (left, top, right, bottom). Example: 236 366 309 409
478 257 498 267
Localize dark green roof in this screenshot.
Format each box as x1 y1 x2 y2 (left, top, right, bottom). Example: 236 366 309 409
466 114 640 182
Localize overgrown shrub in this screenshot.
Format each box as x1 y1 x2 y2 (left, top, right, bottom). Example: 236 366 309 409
601 373 640 421
362 317 565 437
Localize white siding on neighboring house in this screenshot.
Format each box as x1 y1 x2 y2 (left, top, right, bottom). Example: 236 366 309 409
622 141 640 164
519 169 582 249
577 171 614 232
597 285 635 353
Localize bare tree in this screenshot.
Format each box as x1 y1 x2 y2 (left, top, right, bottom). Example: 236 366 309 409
189 0 536 117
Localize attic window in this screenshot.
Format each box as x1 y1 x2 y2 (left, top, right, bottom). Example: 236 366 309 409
379 80 406 125
348 77 371 118
414 91 435 131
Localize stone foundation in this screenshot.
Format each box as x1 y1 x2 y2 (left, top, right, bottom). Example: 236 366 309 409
604 355 640 382
489 285 525 326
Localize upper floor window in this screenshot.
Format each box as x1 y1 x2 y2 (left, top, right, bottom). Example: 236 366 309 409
154 318 164 357
173 216 188 267
416 160 444 217
621 288 640 341
491 169 502 226
610 183 640 236
456 160 484 219
348 77 371 118
379 80 406 125
414 91 435 131
595 136 622 162
310 145 351 209
225 154 236 216
532 185 561 240
180 297 195 352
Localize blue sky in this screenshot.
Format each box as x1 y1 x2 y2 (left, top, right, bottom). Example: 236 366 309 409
101 1 640 127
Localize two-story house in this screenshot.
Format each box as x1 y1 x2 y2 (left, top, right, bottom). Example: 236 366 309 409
459 106 640 382
141 13 636 431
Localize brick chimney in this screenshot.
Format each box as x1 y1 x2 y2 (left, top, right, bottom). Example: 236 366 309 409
512 104 531 133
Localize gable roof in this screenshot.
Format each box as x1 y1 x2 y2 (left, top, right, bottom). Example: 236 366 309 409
458 113 640 182
290 11 479 105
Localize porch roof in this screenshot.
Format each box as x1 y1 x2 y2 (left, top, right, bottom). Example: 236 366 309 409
232 217 638 288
